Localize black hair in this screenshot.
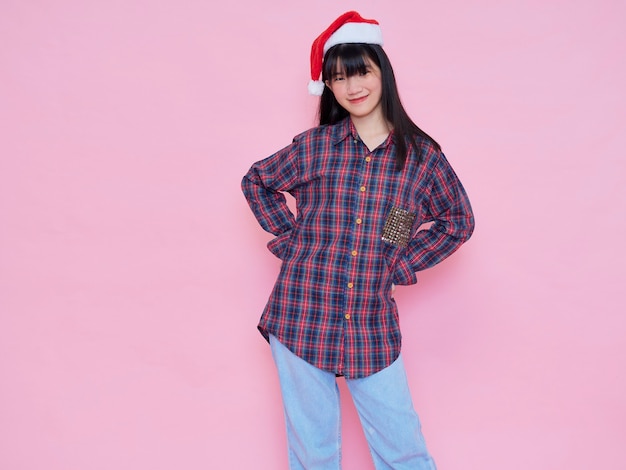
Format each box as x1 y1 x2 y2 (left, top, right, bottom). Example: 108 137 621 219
318 43 440 171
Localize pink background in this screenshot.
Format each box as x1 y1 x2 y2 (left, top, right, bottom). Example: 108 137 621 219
1 1 625 469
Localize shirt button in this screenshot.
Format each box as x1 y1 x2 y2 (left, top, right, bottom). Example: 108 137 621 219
345 314 351 320
359 186 366 192
365 156 371 162
356 218 362 224
347 282 354 289
351 250 357 256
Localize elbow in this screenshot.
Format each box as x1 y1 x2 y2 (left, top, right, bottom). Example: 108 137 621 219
463 212 475 242
449 212 475 243
241 173 252 191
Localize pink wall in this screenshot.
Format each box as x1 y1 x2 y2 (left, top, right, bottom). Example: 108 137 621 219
1 1 624 469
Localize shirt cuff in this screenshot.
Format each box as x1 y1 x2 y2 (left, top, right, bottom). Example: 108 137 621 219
392 254 418 285
267 231 292 259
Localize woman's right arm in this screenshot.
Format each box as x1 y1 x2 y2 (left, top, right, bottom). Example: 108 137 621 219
241 140 300 238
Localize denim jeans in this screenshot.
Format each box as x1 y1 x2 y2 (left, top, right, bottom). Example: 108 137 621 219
269 335 437 469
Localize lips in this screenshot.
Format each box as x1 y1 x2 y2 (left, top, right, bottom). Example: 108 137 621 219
348 96 368 104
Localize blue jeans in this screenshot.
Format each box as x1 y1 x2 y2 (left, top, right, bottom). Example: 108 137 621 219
269 335 437 469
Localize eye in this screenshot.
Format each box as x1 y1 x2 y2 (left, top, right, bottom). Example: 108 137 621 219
332 75 345 82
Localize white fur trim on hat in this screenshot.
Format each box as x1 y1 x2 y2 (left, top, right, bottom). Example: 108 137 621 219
324 22 383 53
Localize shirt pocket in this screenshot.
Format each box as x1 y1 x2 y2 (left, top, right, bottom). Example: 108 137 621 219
267 230 293 260
381 206 417 248
380 206 419 285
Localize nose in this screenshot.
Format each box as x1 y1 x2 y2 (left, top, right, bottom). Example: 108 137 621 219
346 76 362 94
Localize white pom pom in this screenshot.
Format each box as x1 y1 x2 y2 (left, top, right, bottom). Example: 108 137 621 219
308 80 325 96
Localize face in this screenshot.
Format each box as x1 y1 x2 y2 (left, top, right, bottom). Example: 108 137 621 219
325 57 383 121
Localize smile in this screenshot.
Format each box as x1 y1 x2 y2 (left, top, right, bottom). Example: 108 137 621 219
348 96 368 104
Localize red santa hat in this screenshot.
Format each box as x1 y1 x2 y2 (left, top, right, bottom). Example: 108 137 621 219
308 11 384 96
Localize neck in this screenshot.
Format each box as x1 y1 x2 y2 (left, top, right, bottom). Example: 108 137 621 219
351 111 391 151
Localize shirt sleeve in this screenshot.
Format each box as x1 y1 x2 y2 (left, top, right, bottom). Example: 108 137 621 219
393 152 475 284
241 139 300 238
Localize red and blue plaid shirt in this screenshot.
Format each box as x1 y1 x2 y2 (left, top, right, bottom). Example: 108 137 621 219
242 117 474 378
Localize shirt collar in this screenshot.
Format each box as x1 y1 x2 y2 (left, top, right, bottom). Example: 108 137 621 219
331 117 394 149
331 117 355 145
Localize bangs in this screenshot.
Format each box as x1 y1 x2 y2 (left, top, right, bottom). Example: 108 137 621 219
322 44 378 80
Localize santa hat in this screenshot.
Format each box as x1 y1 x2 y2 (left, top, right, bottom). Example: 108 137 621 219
308 11 384 95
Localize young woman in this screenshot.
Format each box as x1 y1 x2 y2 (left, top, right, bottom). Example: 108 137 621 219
242 11 474 469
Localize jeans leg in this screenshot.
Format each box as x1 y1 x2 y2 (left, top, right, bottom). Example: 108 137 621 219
346 355 436 470
269 335 342 470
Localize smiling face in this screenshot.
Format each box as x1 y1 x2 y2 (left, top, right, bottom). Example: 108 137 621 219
325 57 384 121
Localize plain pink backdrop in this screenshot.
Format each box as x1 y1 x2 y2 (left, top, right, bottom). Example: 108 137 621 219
1 1 624 469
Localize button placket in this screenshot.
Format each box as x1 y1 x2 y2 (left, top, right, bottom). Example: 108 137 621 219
346 142 374 324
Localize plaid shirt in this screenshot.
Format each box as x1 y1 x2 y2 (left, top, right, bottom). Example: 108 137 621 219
242 117 474 378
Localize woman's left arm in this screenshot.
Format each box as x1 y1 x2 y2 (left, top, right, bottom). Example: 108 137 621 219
393 153 475 285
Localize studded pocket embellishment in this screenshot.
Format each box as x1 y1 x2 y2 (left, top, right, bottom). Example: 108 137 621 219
381 207 416 248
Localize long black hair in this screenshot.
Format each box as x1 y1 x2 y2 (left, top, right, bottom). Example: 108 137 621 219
318 43 440 171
